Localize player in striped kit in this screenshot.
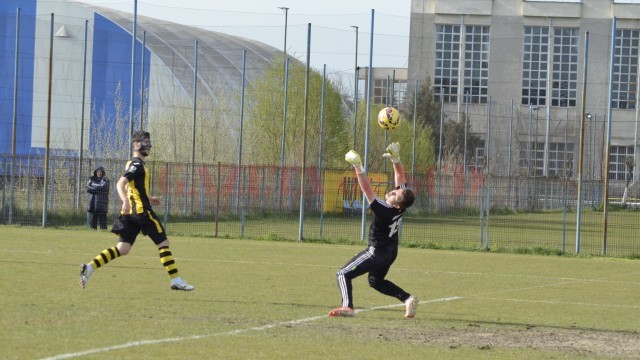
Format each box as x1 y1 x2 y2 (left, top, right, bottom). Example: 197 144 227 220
79 130 194 291
329 142 418 318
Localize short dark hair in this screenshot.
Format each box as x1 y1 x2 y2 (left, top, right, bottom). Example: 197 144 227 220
132 130 150 143
399 188 415 209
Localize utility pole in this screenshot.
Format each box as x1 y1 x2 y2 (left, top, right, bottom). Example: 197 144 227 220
351 25 359 149
278 6 289 61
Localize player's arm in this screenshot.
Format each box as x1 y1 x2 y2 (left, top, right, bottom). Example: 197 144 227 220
116 176 130 214
383 142 406 187
345 150 376 204
392 161 406 187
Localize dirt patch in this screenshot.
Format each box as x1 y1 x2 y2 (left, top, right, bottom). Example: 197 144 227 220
320 322 640 358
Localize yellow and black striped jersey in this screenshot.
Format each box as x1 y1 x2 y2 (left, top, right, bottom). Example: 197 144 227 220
122 157 152 214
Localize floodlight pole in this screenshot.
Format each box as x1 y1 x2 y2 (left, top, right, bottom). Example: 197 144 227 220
9 7 21 224
128 0 138 157
42 13 54 227
586 113 592 179
77 19 88 210
602 18 617 256
278 6 289 211
189 40 199 214
361 9 375 241
279 6 289 61
351 25 359 149
298 23 311 242
575 31 590 255
140 30 146 130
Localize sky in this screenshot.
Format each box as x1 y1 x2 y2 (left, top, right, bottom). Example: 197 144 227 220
74 0 412 80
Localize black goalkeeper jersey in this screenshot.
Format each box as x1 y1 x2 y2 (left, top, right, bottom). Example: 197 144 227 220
367 185 408 249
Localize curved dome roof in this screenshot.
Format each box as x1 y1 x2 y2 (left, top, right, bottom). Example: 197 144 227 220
83 4 282 99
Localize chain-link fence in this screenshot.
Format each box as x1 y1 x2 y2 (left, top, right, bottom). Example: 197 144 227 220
2 154 640 258
2 5 640 258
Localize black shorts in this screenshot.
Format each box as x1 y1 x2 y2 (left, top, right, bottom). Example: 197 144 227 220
111 209 167 245
338 246 398 280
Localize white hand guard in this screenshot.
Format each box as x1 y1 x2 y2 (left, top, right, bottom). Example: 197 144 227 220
383 142 401 163
345 150 365 173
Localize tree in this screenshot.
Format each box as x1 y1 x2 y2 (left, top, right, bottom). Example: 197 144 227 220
352 101 435 173
442 112 483 167
151 94 239 164
244 56 350 168
88 82 130 161
404 78 443 148
149 79 239 165
405 78 481 170
404 78 448 165
391 116 436 174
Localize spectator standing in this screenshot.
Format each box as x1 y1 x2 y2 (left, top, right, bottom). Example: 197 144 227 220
87 166 110 230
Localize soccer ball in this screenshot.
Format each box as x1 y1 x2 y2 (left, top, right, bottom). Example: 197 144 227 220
377 107 400 130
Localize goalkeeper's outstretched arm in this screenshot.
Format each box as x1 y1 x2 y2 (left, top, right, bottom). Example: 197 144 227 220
355 169 376 205
392 161 406 187
383 142 407 187
345 150 376 204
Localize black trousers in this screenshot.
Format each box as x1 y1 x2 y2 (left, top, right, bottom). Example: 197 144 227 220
335 245 410 309
88 212 108 229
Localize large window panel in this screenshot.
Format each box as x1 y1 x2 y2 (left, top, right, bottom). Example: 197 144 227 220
609 145 634 181
464 25 490 104
435 24 490 104
612 29 639 110
522 26 549 106
551 28 578 107
520 141 574 177
435 24 460 103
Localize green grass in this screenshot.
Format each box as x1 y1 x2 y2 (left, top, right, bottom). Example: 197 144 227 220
44 208 640 258
160 210 640 258
1 226 640 359
9 206 640 258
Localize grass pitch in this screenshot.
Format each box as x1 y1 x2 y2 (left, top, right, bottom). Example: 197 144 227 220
1 226 639 359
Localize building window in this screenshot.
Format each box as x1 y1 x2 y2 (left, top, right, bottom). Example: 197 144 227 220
551 28 578 107
373 79 387 104
464 25 490 104
472 141 486 171
519 142 574 177
435 24 460 103
612 29 639 110
522 27 549 106
547 142 574 177
393 81 407 110
372 78 408 109
609 145 634 181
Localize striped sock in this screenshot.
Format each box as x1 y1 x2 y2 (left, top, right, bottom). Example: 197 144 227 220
89 246 121 269
159 246 179 279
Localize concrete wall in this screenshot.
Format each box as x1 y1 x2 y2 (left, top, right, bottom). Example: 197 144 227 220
31 1 96 153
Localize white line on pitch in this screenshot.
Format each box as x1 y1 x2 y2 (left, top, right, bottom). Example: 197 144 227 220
468 296 640 310
40 296 463 360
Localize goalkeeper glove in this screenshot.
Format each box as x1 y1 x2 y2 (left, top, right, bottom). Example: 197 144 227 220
345 150 365 173
383 142 401 163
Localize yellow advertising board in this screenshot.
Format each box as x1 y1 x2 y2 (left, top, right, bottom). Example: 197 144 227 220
322 169 390 213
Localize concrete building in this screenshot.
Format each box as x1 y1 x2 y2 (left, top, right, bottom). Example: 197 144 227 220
358 67 409 111
408 0 640 181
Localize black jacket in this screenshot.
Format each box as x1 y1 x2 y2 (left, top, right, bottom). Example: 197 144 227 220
87 166 110 213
